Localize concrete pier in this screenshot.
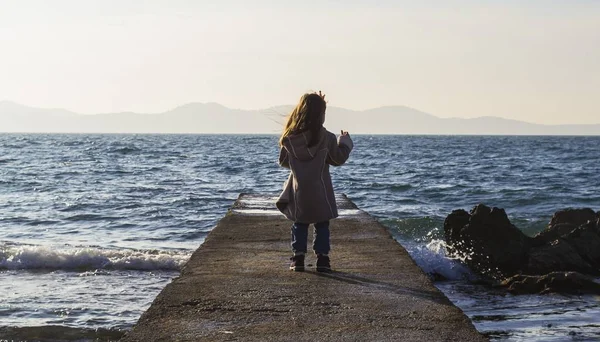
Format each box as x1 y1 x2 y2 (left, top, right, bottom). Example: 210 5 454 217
122 194 486 341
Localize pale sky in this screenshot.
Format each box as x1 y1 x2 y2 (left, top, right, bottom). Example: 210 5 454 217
1 0 599 125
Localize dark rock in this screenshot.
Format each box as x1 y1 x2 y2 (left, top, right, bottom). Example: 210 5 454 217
534 208 598 245
532 223 576 245
528 212 600 276
444 204 531 279
444 205 600 290
443 209 470 255
501 272 600 295
549 208 596 227
526 238 596 275
560 222 600 269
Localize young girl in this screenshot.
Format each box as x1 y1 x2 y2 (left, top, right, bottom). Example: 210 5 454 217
275 91 353 272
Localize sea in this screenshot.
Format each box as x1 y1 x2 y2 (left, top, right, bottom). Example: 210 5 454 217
1 133 599 341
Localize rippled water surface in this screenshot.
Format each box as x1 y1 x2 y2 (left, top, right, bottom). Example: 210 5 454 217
1 134 599 340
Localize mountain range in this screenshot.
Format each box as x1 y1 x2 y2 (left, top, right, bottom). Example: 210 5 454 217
0 101 598 135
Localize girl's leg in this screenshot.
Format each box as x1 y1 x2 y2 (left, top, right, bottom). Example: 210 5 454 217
312 221 330 255
291 222 309 255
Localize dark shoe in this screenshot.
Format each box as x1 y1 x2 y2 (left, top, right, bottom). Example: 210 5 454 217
316 254 331 273
290 255 305 272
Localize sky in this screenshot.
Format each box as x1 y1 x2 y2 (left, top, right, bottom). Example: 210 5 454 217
1 0 599 125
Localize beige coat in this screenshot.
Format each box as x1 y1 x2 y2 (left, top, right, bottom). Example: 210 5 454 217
276 128 353 223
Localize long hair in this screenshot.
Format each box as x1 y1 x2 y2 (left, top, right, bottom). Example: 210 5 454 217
279 93 326 147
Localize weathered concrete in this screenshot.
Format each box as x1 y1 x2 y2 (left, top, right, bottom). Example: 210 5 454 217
122 194 486 342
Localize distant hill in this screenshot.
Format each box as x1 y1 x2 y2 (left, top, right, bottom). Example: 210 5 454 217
0 101 598 135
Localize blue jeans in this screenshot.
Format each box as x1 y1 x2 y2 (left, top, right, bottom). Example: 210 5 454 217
291 221 330 255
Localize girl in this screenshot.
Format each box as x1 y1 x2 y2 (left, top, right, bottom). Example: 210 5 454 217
276 91 353 272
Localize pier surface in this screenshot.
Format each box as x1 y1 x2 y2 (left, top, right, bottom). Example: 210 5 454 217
123 194 486 342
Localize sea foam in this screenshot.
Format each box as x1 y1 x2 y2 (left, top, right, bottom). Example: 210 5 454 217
0 244 190 271
403 239 474 281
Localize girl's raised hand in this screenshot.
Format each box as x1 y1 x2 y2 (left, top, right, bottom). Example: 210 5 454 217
318 90 326 101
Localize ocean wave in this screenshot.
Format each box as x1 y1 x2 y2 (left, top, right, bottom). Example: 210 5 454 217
381 217 475 281
65 213 120 222
0 244 190 271
0 158 18 164
108 146 141 154
404 239 474 281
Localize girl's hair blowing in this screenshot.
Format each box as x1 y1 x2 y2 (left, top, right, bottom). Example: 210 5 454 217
279 93 326 147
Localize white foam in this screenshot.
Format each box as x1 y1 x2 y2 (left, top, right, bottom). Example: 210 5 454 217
0 245 190 271
405 239 474 281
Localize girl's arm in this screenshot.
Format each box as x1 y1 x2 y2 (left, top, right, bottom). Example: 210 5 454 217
326 131 353 166
278 146 290 169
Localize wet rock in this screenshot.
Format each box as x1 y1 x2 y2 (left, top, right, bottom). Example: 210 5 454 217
527 212 600 276
501 272 600 295
533 208 597 245
444 204 531 279
550 208 596 227
561 222 600 270
444 205 600 288
526 239 596 275
443 209 470 255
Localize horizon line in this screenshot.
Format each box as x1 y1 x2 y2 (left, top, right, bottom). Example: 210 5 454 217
2 100 600 127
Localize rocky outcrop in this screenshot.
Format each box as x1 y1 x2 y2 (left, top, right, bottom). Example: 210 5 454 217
444 205 531 279
444 205 600 293
533 208 598 245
